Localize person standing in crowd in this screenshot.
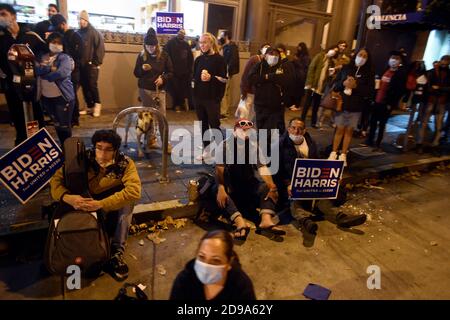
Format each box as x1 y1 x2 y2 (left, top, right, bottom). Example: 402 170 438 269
34 3 58 40
0 3 47 146
78 10 105 118
416 55 450 155
49 14 83 127
366 50 407 151
35 32 75 145
218 30 239 119
192 32 227 159
134 27 173 149
170 230 255 300
301 45 338 128
333 40 351 73
277 118 367 238
239 43 270 124
164 29 193 112
276 43 296 111
328 48 374 166
290 42 311 111
248 47 288 139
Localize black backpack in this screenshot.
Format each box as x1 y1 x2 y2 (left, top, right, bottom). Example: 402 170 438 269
44 137 110 277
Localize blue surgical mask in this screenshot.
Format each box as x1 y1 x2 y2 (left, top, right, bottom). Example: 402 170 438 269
355 56 367 67
389 58 400 68
194 259 226 285
266 55 279 67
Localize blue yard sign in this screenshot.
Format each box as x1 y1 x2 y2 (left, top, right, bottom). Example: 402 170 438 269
156 12 184 34
290 159 344 200
0 128 63 204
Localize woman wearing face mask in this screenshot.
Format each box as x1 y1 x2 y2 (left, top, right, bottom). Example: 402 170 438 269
328 48 375 166
170 229 256 300
134 27 174 150
366 51 407 151
35 32 75 145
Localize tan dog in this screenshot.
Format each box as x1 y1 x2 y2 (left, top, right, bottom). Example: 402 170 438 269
124 112 156 158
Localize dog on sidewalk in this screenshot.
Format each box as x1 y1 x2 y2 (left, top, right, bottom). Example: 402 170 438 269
124 112 157 158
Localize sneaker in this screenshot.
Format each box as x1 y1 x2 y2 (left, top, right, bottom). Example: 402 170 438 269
93 103 102 117
336 212 367 228
328 151 338 160
299 218 318 234
108 251 129 281
338 153 347 167
79 109 91 115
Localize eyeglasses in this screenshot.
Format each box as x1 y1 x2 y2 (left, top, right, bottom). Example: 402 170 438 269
236 120 254 128
95 146 115 153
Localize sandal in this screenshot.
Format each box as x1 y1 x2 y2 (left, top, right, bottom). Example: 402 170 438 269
255 225 286 236
233 226 250 241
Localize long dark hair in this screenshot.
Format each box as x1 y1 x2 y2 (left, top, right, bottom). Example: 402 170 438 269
296 42 309 58
198 230 239 264
351 47 372 71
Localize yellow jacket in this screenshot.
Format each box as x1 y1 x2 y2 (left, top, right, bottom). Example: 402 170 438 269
50 152 141 212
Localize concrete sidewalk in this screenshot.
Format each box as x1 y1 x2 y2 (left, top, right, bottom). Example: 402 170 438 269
0 106 449 236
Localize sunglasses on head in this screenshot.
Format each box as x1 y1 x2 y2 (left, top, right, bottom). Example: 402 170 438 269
236 120 254 128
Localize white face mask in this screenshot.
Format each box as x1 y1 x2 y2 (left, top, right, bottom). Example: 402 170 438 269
194 259 226 285
0 16 12 28
266 55 279 67
326 49 337 58
355 56 367 67
289 134 304 145
49 43 63 53
389 58 400 68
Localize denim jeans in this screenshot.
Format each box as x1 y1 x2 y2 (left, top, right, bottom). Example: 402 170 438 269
41 96 73 145
111 204 134 254
417 102 446 146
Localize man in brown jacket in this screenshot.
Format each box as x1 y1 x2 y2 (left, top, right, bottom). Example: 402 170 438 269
50 130 141 280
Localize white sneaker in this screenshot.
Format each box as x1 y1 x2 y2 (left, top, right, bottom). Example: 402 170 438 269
79 109 91 115
338 153 347 167
328 151 338 160
93 103 102 117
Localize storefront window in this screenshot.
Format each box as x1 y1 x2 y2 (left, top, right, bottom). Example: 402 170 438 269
274 12 316 50
5 0 57 24
206 3 234 38
67 0 168 33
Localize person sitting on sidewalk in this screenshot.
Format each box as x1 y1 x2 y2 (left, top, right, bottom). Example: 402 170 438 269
213 119 286 241
50 130 141 281
170 229 256 300
277 117 366 236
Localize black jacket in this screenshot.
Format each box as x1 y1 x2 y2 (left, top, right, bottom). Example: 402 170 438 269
169 259 256 300
426 66 450 104
223 42 240 76
248 59 288 108
334 62 375 113
380 66 407 107
77 24 105 66
33 19 51 40
164 37 193 77
134 50 174 91
193 53 227 102
63 29 83 71
277 131 318 186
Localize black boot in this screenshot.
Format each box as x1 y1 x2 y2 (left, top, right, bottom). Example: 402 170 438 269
105 250 129 281
299 218 318 234
336 212 367 228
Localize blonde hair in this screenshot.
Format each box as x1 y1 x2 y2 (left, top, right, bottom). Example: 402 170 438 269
142 44 162 60
200 32 219 54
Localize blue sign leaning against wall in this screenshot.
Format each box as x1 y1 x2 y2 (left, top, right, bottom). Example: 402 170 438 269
290 159 345 200
0 128 63 204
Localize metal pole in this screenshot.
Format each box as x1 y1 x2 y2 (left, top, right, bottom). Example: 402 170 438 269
112 106 169 183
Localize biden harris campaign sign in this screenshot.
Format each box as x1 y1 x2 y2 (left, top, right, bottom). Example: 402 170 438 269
0 128 63 204
156 12 184 34
290 159 344 200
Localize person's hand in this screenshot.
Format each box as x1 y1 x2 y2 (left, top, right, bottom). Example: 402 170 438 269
142 63 152 71
201 70 211 82
81 199 103 212
63 194 87 210
216 185 228 208
287 185 292 198
432 85 439 90
264 187 278 204
154 76 163 87
344 76 357 89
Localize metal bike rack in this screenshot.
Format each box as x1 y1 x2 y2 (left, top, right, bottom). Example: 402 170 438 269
112 106 169 183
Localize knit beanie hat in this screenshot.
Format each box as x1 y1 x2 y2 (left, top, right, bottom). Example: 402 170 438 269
144 28 158 45
79 10 89 22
